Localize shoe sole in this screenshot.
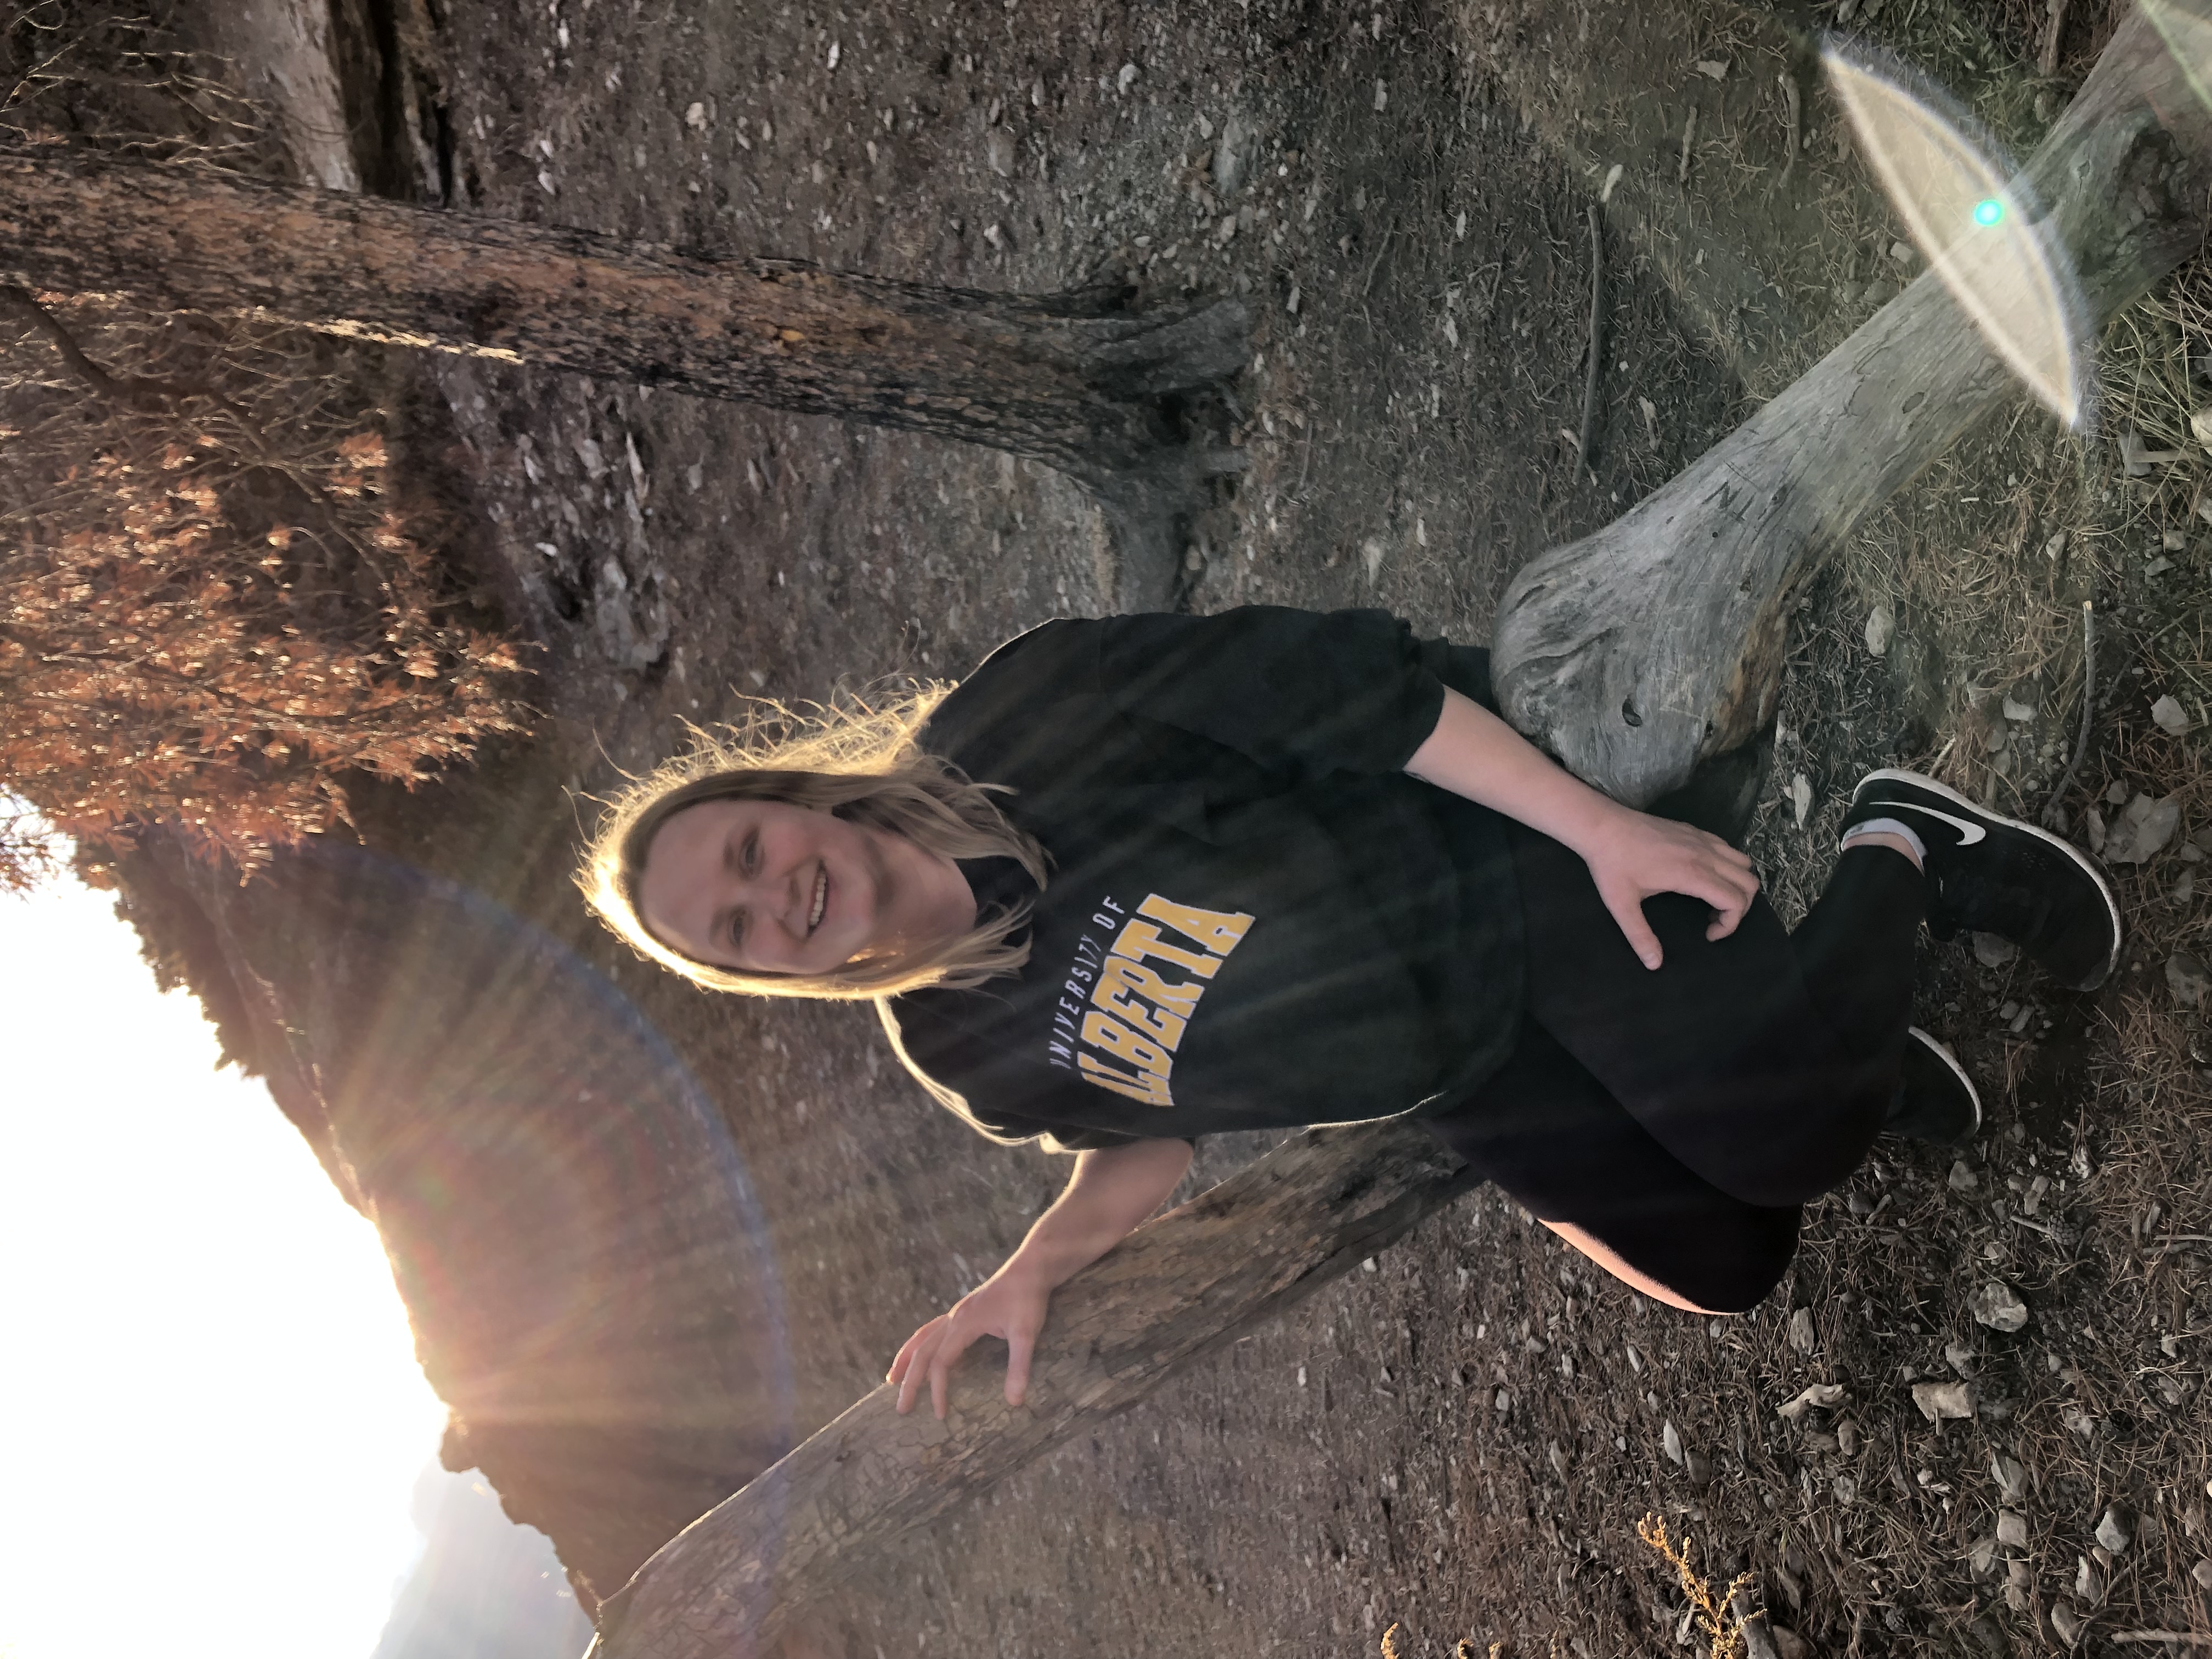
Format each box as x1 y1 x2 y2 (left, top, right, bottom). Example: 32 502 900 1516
1854 767 2123 991
1906 1025 1982 1143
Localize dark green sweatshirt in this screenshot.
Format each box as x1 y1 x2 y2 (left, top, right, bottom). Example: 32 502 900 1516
882 607 1523 1151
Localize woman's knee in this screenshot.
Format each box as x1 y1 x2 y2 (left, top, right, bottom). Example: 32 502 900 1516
1542 1207 1797 1316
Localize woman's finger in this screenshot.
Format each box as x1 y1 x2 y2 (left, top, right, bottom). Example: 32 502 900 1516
888 1317 939 1387
1004 1325 1036 1408
928 1322 984 1420
1602 885 1664 970
894 1326 940 1414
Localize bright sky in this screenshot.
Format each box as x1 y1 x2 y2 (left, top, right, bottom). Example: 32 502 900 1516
0 869 448 1659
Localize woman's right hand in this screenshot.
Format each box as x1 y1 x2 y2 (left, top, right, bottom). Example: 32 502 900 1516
887 1264 1052 1420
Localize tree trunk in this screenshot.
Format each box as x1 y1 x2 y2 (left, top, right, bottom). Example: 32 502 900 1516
1490 2 2210 806
0 144 1246 600
589 1121 1476 1658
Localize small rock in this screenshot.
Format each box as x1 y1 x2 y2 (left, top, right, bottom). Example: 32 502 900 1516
1865 602 1895 656
2153 693 2191 734
1789 773 1813 831
1946 1343 1977 1376
1695 58 1730 79
1973 933 2021 968
2193 1558 2212 1589
1776 1382 1847 1420
2169 952 2211 1008
2174 868 2197 905
684 100 709 130
1836 1418 1860 1456
2193 405 2212 450
2050 1599 2085 1646
2103 793 2181 864
1788 1306 1816 1353
2147 555 2176 579
1912 1379 1978 1423
2074 1554 2103 1607
985 129 1014 176
1663 1419 1684 1465
2108 779 2131 806
1211 114 1247 195
2003 693 2036 721
1972 1281 2030 1333
2044 528 2069 560
1889 238 1918 266
2166 527 2190 551
1771 1629 1809 1659
1997 1508 2030 1548
1116 63 1139 94
2096 1506 2132 1553
1948 1160 1979 1193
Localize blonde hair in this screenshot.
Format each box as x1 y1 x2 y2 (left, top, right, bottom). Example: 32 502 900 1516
577 685 1048 1000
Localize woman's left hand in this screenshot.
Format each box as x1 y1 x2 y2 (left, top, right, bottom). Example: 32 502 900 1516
1579 806 1760 970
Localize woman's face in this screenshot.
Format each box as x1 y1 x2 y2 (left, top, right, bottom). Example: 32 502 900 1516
636 797 953 977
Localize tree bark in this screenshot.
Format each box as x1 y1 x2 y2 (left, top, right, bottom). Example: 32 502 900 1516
588 1121 1477 1658
0 143 1245 597
1490 1 2211 806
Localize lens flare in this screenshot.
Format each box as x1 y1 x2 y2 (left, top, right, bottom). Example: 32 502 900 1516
278 842 798 1616
1823 36 2092 428
2140 0 2212 126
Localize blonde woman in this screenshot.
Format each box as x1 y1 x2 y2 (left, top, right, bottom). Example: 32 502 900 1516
583 607 2118 1420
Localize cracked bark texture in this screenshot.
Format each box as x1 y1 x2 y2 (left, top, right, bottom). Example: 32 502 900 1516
0 143 1245 601
1492 2 2212 806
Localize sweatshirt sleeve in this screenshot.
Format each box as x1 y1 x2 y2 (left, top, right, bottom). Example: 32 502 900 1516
1084 608 1450 782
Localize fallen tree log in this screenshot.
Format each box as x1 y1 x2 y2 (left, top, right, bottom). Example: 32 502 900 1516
585 9 2212 1655
590 1122 1475 1657
1492 0 2212 806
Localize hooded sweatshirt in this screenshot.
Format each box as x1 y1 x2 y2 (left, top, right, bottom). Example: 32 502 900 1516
881 606 1524 1152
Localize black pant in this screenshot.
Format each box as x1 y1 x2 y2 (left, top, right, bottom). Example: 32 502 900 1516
1426 822 1925 1313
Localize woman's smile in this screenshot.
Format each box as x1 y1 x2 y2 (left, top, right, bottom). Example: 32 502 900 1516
636 796 975 977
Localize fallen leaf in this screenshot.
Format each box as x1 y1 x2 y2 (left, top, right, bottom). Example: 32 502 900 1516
2193 405 2212 450
1789 772 1813 831
1788 1305 1816 1352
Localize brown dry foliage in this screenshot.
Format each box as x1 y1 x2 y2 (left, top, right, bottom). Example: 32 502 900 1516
0 4 531 888
1 402 528 881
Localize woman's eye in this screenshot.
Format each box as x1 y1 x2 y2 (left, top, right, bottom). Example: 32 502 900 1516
727 911 747 951
742 831 760 874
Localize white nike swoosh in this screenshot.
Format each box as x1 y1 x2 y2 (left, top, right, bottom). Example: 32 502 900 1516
1884 802 1988 845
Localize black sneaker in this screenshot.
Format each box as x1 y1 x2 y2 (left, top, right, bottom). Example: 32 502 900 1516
1884 1028 1982 1146
1843 768 2121 991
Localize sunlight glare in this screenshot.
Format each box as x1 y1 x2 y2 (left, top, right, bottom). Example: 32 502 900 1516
0 872 447 1659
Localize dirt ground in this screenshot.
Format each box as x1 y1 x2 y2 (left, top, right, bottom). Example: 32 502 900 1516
206 0 2212 1650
